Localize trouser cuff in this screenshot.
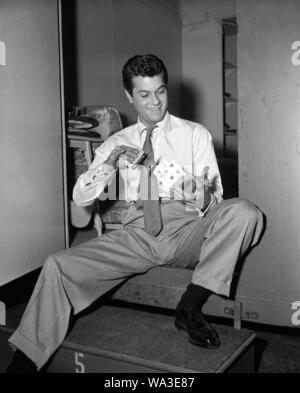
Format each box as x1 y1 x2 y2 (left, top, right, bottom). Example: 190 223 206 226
8 330 49 371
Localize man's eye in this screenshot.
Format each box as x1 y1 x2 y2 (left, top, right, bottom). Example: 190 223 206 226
158 89 166 94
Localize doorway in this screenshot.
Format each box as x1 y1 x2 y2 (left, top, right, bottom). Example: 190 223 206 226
221 17 238 199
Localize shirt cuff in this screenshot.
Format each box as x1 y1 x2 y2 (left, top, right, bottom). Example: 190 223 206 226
81 164 116 191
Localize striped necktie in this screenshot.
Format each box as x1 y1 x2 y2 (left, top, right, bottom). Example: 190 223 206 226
139 126 163 236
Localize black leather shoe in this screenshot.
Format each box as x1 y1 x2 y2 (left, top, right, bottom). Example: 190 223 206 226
6 350 38 373
175 303 220 349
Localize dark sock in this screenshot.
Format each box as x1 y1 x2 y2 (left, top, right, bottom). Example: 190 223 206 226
6 349 37 373
179 283 212 309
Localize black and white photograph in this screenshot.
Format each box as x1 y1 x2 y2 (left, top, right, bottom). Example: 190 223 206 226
0 0 299 376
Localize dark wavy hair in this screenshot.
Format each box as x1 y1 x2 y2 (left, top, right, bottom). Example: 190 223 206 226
122 54 168 95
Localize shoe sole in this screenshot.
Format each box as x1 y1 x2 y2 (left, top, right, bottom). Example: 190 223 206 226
175 320 220 349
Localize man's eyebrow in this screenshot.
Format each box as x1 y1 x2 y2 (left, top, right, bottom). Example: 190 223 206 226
137 85 167 93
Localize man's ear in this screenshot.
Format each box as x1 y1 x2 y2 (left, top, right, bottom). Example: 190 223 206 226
125 90 133 104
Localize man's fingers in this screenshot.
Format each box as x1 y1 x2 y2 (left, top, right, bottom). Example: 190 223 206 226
114 145 139 153
112 146 139 161
171 186 184 201
118 147 139 163
125 150 139 163
172 175 195 192
112 146 126 155
105 145 139 168
119 145 139 153
172 175 185 188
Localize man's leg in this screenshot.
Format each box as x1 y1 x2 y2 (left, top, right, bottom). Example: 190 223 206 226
8 227 159 371
191 198 263 295
172 198 264 348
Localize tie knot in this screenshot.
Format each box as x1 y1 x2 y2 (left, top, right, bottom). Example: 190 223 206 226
143 125 157 166
145 125 157 140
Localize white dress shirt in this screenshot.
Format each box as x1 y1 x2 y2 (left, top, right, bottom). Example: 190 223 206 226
72 112 223 209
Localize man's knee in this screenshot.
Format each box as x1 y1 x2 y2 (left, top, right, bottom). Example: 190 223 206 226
43 250 67 273
226 198 262 225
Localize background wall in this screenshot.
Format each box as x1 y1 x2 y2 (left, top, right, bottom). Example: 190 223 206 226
180 0 300 326
182 20 223 153
0 0 65 286
179 0 237 154
237 0 300 309
64 0 115 109
63 0 182 126
112 0 182 125
180 0 236 25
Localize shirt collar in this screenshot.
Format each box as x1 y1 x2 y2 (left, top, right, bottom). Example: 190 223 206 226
137 111 171 135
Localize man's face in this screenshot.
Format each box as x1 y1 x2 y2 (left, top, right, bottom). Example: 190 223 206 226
125 73 168 127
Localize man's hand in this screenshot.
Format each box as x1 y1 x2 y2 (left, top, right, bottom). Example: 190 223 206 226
170 166 210 209
104 145 139 169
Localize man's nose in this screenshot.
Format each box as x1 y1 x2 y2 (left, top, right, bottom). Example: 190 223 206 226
150 93 160 105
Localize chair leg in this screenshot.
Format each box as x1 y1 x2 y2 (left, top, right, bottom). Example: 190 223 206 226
233 301 242 330
93 200 103 236
0 301 6 325
94 211 103 236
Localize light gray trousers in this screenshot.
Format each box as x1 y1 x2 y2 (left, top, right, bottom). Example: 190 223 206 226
9 198 263 369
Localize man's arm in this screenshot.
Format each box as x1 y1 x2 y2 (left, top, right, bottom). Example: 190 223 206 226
72 141 117 207
170 125 223 210
170 168 211 210
192 124 223 202
72 141 139 206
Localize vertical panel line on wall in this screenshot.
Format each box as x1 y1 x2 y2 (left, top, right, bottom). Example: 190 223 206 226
111 0 117 107
58 0 69 249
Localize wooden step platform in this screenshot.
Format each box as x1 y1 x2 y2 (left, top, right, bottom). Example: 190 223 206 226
0 302 255 373
111 266 242 330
